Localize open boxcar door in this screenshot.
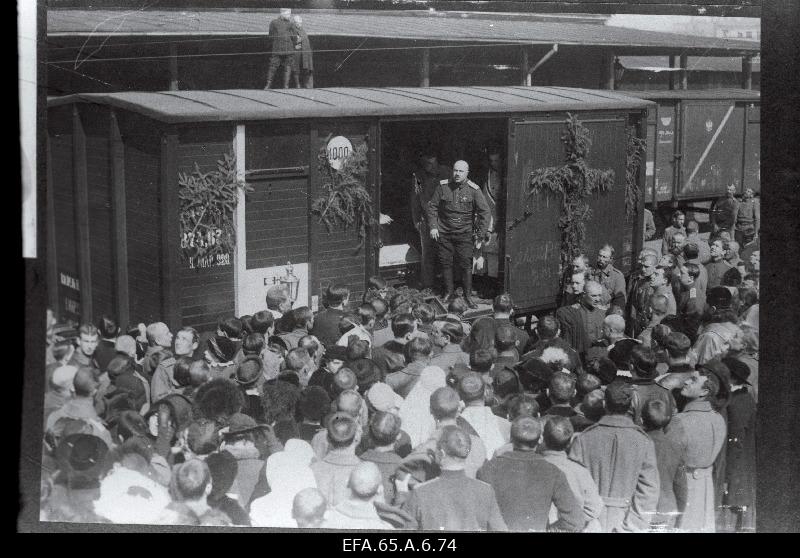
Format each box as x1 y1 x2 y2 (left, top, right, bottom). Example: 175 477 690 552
504 114 637 311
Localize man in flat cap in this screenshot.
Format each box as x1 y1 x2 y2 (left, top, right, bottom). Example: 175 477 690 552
670 368 727 532
311 412 363 508
569 380 660 532
478 416 584 531
399 425 508 531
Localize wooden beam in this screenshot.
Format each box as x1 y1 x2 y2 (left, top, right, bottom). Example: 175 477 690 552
72 106 92 324
420 47 430 88
365 120 380 286
160 132 181 331
45 135 59 315
669 55 677 90
234 124 246 317
742 55 753 90
602 51 615 90
308 128 320 304
169 43 179 91
679 53 688 90
520 47 530 86
109 110 130 329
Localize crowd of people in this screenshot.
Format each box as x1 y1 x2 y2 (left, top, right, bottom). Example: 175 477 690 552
40 207 759 532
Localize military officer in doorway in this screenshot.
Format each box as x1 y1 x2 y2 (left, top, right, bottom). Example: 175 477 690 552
426 160 491 310
411 151 451 290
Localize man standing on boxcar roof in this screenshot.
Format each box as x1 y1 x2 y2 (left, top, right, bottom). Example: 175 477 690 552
291 15 314 89
426 160 491 309
265 8 298 90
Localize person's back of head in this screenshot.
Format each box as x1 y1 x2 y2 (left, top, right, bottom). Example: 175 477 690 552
683 242 700 261
115 411 148 442
299 335 320 359
439 322 465 346
293 307 314 330
390 313 416 340
189 360 211 388
285 347 310 372
686 220 700 235
327 412 359 449
722 267 743 288
576 373 602 399
510 416 542 451
604 314 625 337
536 314 559 341
73 367 98 398
173 356 194 388
493 293 514 316
548 372 576 405
218 317 243 340
469 348 494 374
507 394 540 420
581 389 606 422
356 304 377 328
494 368 520 399
325 285 350 308
250 311 274 336
106 354 135 381
347 462 383 501
171 458 212 502
604 380 635 415
630 344 657 379
494 323 518 353
332 368 358 397
430 386 461 421
543 415 574 451
641 399 671 432
458 373 485 404
438 425 471 461
335 389 363 419
609 339 639 371
242 333 266 356
346 338 370 362
405 336 433 363
293 487 327 528
369 411 401 447
447 298 468 316
145 322 169 347
370 298 389 321
114 335 137 359
412 303 436 326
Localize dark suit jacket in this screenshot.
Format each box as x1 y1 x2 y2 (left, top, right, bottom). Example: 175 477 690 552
268 17 296 54
310 308 346 348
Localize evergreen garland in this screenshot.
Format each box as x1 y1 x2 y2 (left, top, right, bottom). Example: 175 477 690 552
524 114 615 282
311 140 375 245
625 126 647 221
178 152 252 262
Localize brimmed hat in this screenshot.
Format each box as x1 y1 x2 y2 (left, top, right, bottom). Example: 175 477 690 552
220 412 270 439
235 355 264 387
722 357 752 386
207 335 239 363
55 434 109 481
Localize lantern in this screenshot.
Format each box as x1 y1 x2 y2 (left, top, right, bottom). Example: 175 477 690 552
279 261 300 303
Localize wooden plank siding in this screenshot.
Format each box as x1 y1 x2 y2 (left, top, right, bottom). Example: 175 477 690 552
176 129 236 331
72 107 93 324
85 130 115 322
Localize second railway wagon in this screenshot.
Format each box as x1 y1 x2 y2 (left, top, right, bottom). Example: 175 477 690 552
47 86 650 331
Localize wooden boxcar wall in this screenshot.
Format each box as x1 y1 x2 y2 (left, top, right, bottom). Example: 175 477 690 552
177 127 236 331
118 111 164 327
48 106 81 323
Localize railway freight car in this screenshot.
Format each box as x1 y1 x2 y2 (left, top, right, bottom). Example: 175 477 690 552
46 87 650 331
626 89 760 226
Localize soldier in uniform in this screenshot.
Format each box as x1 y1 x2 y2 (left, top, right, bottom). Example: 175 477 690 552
474 147 505 290
410 152 451 290
593 244 626 310
710 184 739 238
426 161 491 309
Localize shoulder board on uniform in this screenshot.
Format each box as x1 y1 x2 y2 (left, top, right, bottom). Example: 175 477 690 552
440 179 450 185
413 478 439 490
467 180 480 190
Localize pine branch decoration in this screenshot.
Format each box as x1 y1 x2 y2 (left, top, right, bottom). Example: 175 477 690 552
523 114 615 288
178 151 252 262
625 126 647 221
311 140 375 244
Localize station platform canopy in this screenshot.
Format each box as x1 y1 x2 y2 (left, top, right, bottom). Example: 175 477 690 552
48 9 759 57
619 56 761 73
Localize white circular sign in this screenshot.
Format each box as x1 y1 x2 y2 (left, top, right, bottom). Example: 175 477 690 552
326 136 353 170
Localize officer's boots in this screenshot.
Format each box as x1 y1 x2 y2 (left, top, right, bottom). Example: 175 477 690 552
442 268 455 302
463 273 478 309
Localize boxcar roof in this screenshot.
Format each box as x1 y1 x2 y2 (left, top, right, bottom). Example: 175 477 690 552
48 86 653 124
623 89 760 101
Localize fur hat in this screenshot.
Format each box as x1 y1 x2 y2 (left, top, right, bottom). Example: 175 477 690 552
324 345 348 362
707 286 734 310
194 378 245 422
235 355 264 387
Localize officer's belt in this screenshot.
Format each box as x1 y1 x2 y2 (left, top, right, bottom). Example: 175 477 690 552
685 466 713 479
602 496 631 509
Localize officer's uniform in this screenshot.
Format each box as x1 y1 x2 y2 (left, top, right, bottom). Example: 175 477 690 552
425 178 490 299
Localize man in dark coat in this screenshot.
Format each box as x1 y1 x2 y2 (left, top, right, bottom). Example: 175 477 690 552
399 425 508 531
265 8 298 89
291 15 314 88
478 416 583 532
310 285 349 349
720 357 756 532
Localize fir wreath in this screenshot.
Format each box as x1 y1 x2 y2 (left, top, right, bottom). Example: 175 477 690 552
178 152 252 262
311 140 375 246
625 127 647 221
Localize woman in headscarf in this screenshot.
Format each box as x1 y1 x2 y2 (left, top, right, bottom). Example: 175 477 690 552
398 366 447 449
249 439 318 527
